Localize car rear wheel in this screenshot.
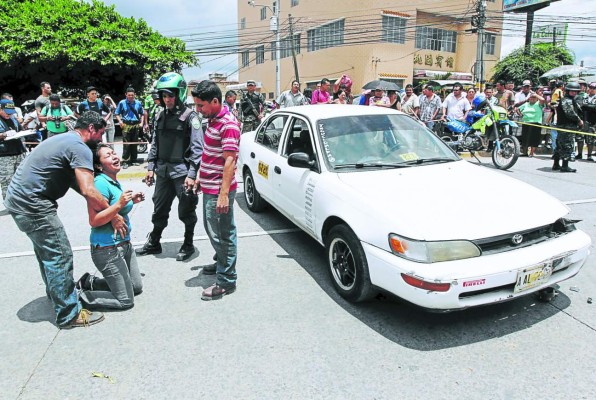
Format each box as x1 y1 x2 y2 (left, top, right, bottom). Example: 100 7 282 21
244 169 266 212
325 224 374 302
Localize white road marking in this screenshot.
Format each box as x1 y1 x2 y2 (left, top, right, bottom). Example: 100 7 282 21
0 228 301 259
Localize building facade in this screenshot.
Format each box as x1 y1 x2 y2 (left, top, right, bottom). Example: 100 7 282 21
238 0 503 99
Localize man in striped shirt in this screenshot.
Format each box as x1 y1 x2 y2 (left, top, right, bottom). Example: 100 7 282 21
191 81 241 301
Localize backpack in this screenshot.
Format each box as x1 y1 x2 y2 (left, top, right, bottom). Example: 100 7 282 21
79 99 104 113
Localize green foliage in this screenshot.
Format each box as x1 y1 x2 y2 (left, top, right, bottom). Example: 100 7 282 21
491 45 574 87
0 0 198 102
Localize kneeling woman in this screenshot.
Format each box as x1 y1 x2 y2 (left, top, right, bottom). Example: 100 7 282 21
78 143 145 309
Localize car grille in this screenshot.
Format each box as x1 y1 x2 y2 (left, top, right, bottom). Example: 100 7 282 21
472 219 577 256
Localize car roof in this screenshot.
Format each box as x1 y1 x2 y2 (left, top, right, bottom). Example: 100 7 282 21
271 104 403 121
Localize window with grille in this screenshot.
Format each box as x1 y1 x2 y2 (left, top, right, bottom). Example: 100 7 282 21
485 33 496 55
281 34 301 59
240 18 246 30
382 15 406 44
242 50 250 67
271 41 276 60
307 19 345 52
256 45 265 64
415 26 457 53
260 7 267 21
291 0 299 7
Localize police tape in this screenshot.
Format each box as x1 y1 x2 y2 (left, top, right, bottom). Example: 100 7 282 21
514 121 596 137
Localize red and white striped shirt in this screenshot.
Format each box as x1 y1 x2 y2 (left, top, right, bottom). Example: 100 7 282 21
199 106 241 195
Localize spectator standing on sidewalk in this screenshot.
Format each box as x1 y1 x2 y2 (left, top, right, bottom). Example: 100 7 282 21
191 80 241 301
39 94 75 138
4 111 118 328
311 78 333 105
276 80 308 108
419 85 442 130
224 90 238 118
136 72 203 262
441 83 471 122
101 94 117 143
0 99 27 202
495 80 514 109
575 79 589 159
114 87 145 169
35 81 52 140
75 86 111 122
579 82 596 162
518 93 545 157
401 84 420 117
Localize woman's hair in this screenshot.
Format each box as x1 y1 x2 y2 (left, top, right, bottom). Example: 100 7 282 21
93 143 114 176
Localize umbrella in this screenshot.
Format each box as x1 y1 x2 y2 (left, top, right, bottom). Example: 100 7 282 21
540 65 591 79
362 79 401 91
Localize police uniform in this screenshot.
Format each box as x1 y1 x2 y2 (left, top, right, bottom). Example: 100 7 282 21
146 105 203 243
555 94 582 162
240 86 265 134
582 92 596 149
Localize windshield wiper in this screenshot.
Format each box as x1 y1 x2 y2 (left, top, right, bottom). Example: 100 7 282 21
334 163 412 169
401 157 456 165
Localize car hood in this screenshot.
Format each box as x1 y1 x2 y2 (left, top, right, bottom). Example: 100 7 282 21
336 160 569 241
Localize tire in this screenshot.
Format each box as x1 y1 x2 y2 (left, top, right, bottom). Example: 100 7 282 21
492 134 520 170
243 169 266 212
325 224 374 302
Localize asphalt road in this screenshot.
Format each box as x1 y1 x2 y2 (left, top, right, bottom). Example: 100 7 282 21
0 154 595 400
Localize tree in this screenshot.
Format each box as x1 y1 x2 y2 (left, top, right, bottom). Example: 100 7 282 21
0 0 198 103
491 45 574 87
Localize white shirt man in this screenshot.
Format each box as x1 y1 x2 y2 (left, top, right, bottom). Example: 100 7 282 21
441 85 471 121
276 80 307 108
401 85 420 116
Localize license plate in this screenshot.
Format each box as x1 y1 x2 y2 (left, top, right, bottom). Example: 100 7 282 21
258 161 269 179
514 263 553 293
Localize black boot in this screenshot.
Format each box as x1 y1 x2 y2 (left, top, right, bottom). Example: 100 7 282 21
136 232 162 255
176 232 195 261
552 155 561 171
560 160 576 173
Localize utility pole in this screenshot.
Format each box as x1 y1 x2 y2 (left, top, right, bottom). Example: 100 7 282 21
473 0 487 88
525 10 534 48
552 27 557 47
274 1 280 97
288 14 300 84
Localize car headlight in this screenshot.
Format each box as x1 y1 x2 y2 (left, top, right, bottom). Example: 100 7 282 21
389 234 481 263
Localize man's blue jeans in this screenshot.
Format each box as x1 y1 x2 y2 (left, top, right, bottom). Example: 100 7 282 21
551 129 558 152
203 191 237 288
11 212 80 327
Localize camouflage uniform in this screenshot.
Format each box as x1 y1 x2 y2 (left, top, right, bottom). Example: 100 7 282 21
580 93 596 146
555 95 582 161
575 91 590 146
240 91 264 134
0 115 26 200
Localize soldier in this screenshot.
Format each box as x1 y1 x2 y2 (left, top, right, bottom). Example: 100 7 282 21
553 82 583 173
574 79 589 159
136 72 204 261
240 80 264 133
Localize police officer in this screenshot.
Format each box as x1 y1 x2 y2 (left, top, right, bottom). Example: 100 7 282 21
553 82 583 173
581 82 596 162
137 72 204 261
575 79 589 159
240 80 264 133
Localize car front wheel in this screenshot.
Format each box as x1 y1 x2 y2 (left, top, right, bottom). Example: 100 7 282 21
243 169 266 212
325 224 374 302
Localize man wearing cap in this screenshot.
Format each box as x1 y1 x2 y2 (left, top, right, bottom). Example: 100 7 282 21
1 93 24 125
0 99 27 202
75 86 111 122
240 80 265 133
514 80 535 108
578 82 596 162
39 94 75 138
115 87 145 169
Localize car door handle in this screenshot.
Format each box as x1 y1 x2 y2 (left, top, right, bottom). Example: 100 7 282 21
274 166 281 174
250 152 255 158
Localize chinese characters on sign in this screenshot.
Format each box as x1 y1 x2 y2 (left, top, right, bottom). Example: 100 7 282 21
414 53 455 70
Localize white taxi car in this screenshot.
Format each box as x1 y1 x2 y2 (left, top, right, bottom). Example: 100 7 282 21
239 105 591 311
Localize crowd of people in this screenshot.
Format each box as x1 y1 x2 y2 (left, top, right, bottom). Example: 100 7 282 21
1 74 239 329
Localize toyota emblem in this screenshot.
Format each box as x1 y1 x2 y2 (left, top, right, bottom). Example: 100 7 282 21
511 234 523 245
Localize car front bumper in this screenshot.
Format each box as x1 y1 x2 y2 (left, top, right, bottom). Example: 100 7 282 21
363 229 591 310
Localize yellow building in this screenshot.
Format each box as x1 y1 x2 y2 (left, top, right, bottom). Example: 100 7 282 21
238 0 503 99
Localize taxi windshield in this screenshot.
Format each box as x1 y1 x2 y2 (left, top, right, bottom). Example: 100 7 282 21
316 114 459 169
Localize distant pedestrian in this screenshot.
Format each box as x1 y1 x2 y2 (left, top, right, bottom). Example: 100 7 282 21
39 94 75 138
114 87 145 169
101 94 117 143
333 90 349 104
401 84 420 116
191 80 240 301
35 81 52 140
311 78 333 105
277 80 308 108
419 85 442 130
369 88 389 106
5 111 117 328
75 86 111 122
224 90 238 118
518 93 544 157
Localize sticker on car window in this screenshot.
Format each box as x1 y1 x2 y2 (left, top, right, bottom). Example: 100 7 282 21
258 161 269 179
318 123 336 163
399 152 419 161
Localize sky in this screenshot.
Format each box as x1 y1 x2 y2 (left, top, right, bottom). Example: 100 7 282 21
99 0 596 82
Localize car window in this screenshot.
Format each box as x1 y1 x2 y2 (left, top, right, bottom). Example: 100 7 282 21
316 114 458 168
255 115 287 152
283 117 314 159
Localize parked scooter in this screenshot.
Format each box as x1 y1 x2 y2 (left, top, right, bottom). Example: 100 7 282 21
435 99 520 170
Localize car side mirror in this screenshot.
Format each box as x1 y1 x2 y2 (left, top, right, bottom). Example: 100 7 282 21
288 152 316 169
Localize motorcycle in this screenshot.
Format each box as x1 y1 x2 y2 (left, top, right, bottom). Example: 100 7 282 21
435 101 520 170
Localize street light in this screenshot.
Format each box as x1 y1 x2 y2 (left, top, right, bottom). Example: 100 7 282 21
248 0 280 97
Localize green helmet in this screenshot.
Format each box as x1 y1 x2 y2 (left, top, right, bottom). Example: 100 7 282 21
565 82 581 92
156 72 187 103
